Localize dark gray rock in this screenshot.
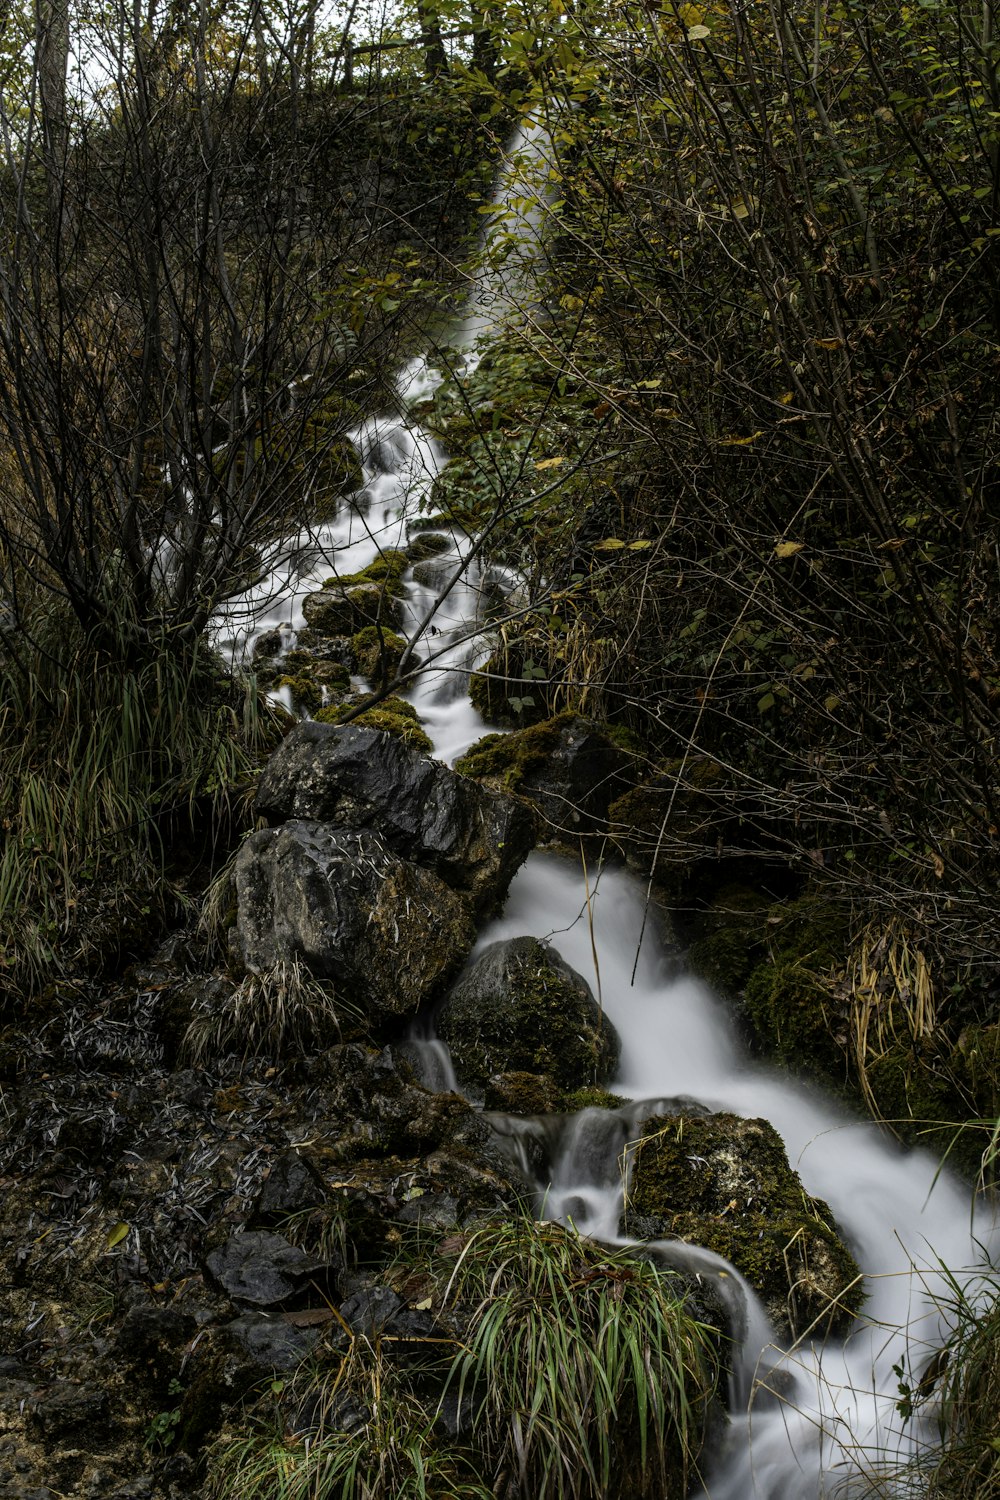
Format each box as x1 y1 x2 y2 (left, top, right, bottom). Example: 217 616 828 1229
253 722 534 914
205 1230 312 1306
116 1304 197 1365
225 1312 322 1371
338 1285 403 1336
436 936 620 1093
253 1150 328 1222
231 823 476 1024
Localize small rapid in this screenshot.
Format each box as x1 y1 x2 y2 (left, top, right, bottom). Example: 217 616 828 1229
218 111 1000 1498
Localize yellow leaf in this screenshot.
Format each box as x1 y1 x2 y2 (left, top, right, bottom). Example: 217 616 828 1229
813 337 845 350
779 391 794 405
719 431 764 446
534 457 566 470
594 538 626 550
106 1222 130 1250
774 541 805 558
824 695 841 712
932 852 945 878
414 1297 433 1311
627 540 653 550
687 23 711 39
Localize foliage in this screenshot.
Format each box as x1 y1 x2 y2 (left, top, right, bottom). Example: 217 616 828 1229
0 599 281 1002
442 1218 717 1499
205 1217 717 1500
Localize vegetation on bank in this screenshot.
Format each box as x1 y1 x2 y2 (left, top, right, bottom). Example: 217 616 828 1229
205 1218 719 1500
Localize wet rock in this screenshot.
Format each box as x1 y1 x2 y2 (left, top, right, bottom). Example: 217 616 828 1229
253 722 535 914
338 1285 403 1335
225 1311 323 1371
436 937 620 1094
205 1230 317 1306
622 1112 864 1341
483 1070 562 1115
253 1151 328 1222
457 713 636 836
231 823 476 1025
302 581 400 635
30 1383 108 1438
406 531 451 562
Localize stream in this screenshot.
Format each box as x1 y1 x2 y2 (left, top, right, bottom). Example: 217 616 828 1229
213 120 1000 1499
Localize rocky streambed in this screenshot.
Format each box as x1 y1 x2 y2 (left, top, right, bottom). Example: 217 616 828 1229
0 719 865 1499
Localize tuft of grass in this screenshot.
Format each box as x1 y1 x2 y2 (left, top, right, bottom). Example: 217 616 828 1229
441 1217 718 1500
182 958 347 1064
205 1218 718 1500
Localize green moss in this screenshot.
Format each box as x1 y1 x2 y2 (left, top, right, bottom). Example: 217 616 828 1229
468 647 550 727
406 532 451 562
483 1071 562 1114
455 713 579 789
865 1039 976 1172
743 958 843 1079
324 549 409 595
561 1086 628 1112
276 674 322 713
352 626 407 685
625 1113 863 1340
313 700 432 751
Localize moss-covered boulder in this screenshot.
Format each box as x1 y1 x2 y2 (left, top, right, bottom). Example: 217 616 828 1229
469 644 552 727
607 758 728 878
740 894 850 1082
406 531 452 563
623 1112 863 1341
352 625 408 686
302 581 401 636
436 936 620 1095
456 713 636 838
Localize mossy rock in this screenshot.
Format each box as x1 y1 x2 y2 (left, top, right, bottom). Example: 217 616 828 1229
327 549 409 594
456 713 635 837
437 936 620 1095
314 698 432 752
305 579 403 636
865 1038 974 1173
562 1086 628 1112
276 674 323 714
352 625 408 686
623 1112 864 1341
607 758 728 876
483 1070 563 1115
406 531 452 563
743 959 843 1082
469 646 550 727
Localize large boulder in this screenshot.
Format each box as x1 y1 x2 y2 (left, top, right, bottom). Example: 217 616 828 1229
254 722 535 915
457 712 636 837
622 1112 864 1341
232 822 475 1025
435 936 620 1095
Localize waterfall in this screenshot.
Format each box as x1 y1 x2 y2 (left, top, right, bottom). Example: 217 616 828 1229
217 113 999 1498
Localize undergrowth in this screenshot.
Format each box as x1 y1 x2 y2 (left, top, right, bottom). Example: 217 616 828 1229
0 600 281 1001
205 1218 718 1500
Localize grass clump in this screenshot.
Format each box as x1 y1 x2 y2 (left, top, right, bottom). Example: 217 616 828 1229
443 1218 718 1499
204 1218 716 1500
182 958 346 1064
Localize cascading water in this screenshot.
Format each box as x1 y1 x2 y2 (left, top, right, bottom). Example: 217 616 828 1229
219 114 999 1497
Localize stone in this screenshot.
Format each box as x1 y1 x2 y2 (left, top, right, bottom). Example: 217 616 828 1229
435 936 620 1094
253 1151 328 1222
621 1111 864 1341
31 1384 108 1438
205 1230 315 1306
231 823 476 1024
457 713 636 836
224 1312 322 1371
254 722 535 914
